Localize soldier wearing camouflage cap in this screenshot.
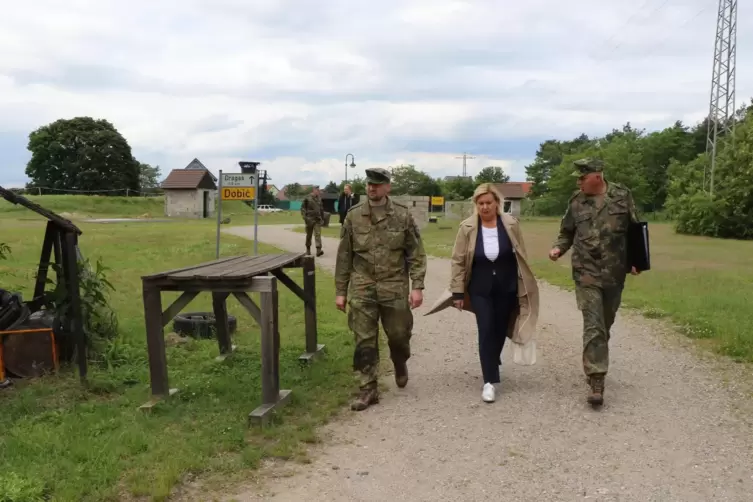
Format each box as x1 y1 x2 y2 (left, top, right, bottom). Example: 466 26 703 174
300 185 325 257
549 157 641 407
334 167 428 411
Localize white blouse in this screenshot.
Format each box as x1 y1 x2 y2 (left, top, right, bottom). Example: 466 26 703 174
481 226 499 262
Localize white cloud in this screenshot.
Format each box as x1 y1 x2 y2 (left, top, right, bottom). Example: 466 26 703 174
1 0 751 188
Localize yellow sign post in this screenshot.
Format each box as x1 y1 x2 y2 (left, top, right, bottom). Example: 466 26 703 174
221 187 255 201
431 196 444 206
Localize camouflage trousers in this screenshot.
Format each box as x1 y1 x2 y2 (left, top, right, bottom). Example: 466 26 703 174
575 284 624 376
304 221 322 251
348 295 413 389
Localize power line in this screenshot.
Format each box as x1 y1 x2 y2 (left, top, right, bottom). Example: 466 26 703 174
455 152 475 177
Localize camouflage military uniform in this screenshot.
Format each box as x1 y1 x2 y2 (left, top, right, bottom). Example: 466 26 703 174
300 190 325 256
335 168 427 410
553 158 639 400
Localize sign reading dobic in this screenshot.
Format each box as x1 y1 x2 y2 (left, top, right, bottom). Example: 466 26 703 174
221 173 255 187
221 187 255 200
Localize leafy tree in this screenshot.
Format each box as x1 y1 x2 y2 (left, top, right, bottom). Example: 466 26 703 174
667 110 753 239
474 166 510 185
525 134 594 198
544 131 648 215
285 183 302 198
25 117 141 193
340 175 366 195
390 165 441 196
138 163 162 191
443 177 475 200
323 181 339 194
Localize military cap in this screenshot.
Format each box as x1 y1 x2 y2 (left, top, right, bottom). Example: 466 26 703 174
571 158 605 177
365 167 391 184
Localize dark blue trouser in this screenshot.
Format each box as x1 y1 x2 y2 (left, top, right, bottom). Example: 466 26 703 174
469 290 518 384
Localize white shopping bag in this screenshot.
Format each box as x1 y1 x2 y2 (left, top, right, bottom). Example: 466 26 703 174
512 339 537 366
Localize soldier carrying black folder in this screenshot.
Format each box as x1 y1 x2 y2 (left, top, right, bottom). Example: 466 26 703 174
548 158 641 407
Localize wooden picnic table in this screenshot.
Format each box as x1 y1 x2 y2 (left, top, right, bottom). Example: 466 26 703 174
140 252 323 425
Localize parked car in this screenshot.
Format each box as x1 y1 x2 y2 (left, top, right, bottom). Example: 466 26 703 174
257 204 282 213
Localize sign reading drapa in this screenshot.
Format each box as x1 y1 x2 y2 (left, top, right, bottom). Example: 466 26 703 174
221 187 255 200
221 173 255 187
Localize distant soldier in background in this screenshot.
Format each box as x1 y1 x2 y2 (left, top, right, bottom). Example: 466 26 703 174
338 184 359 226
300 186 325 257
335 167 427 411
549 158 640 407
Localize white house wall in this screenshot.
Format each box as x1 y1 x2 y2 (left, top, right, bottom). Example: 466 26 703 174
164 189 217 218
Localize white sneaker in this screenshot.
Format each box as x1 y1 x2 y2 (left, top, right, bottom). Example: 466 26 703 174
482 383 495 403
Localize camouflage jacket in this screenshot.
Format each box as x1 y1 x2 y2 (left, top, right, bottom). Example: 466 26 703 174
335 197 427 298
553 182 639 287
300 193 324 223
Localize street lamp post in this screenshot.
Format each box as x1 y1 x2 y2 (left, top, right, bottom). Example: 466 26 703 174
344 153 356 184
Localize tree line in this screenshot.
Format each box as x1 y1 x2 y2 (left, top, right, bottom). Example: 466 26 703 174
286 165 511 201
525 99 753 240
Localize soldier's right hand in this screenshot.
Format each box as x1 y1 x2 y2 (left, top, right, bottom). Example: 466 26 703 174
335 295 347 312
548 248 561 261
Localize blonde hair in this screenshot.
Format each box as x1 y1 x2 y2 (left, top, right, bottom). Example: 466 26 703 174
471 183 504 216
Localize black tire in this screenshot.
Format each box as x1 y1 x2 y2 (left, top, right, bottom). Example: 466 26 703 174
172 312 237 339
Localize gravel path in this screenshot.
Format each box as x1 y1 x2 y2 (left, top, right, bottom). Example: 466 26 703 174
222 224 753 502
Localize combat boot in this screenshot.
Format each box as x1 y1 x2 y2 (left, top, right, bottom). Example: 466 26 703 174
350 386 379 411
316 248 324 257
587 374 605 406
305 247 311 256
393 360 408 388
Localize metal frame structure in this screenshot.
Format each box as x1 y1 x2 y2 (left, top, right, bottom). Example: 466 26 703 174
705 0 738 196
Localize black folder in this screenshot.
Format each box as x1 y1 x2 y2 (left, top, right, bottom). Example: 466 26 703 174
627 221 651 272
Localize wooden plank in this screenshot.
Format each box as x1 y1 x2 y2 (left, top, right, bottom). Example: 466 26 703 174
148 279 276 293
168 253 304 281
141 255 245 280
248 390 291 428
169 255 259 279
212 292 232 356
142 283 170 397
160 291 199 327
271 269 314 306
232 292 262 325
63 232 87 381
300 255 324 362
33 221 56 300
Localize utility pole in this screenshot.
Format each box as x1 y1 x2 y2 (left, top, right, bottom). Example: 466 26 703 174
455 152 475 178
705 0 738 196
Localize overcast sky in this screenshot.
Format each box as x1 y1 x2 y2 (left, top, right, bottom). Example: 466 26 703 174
1 0 751 189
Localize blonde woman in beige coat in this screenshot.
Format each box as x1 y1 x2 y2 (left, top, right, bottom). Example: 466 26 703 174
426 183 540 403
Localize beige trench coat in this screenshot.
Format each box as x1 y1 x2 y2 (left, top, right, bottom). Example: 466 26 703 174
425 213 540 345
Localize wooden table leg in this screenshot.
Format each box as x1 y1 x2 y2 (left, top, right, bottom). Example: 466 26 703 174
212 292 235 361
248 276 291 427
299 255 325 363
140 283 177 410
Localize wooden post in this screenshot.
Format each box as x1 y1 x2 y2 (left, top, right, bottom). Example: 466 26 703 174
33 222 56 300
248 276 291 426
299 255 324 362
62 232 87 381
141 282 173 407
212 292 234 361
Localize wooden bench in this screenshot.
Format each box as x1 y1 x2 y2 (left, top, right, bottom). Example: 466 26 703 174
139 253 323 426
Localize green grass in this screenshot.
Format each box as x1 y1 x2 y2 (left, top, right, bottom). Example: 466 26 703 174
301 217 753 362
0 215 358 501
0 194 302 225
